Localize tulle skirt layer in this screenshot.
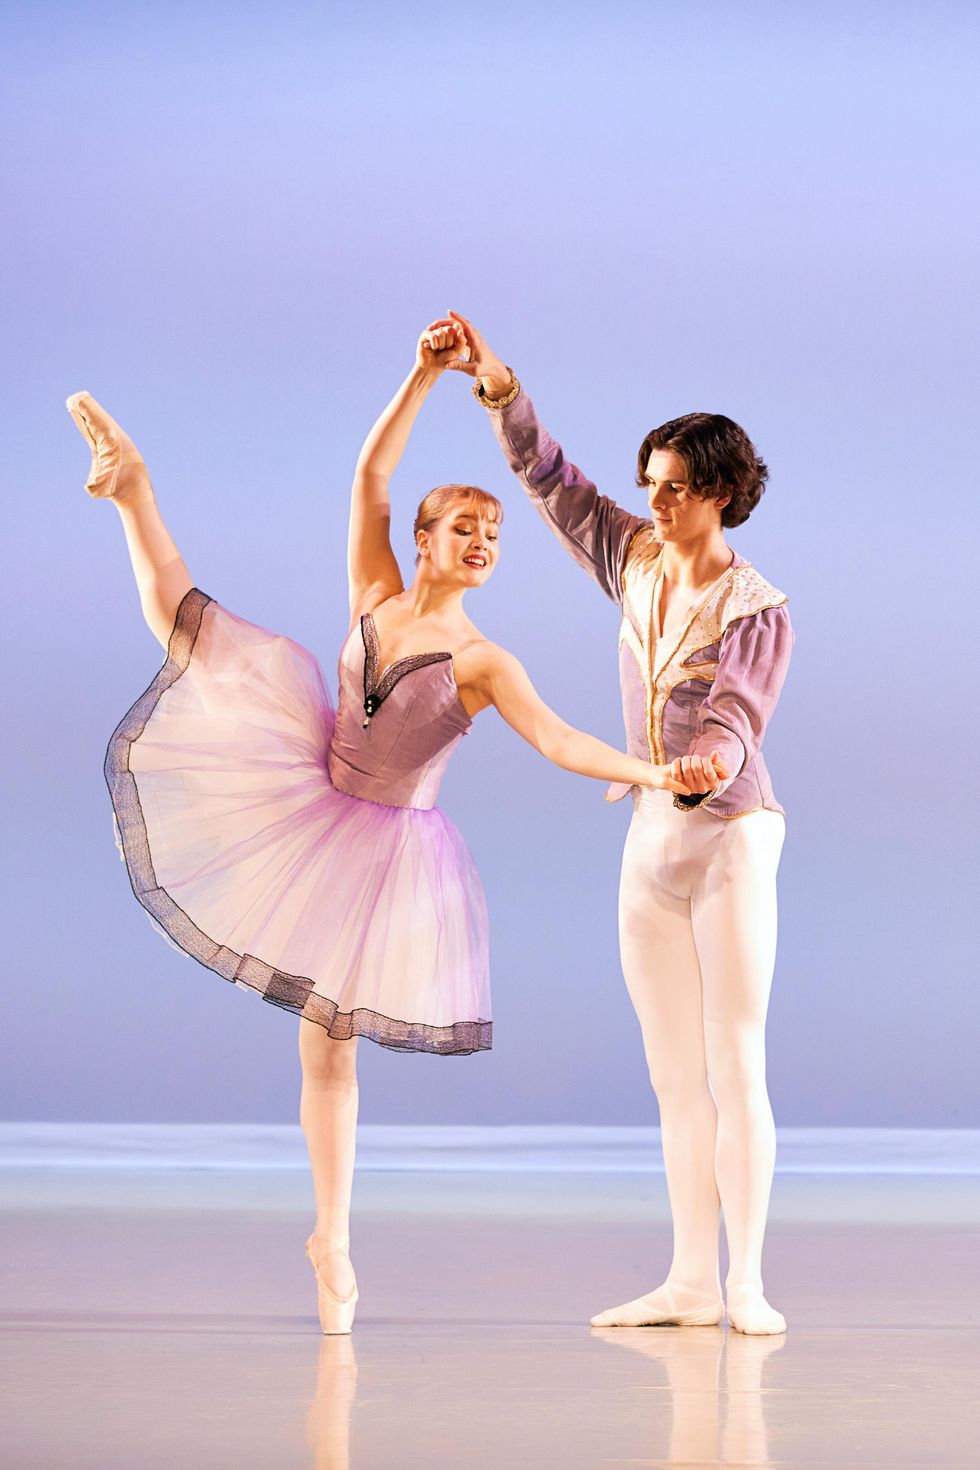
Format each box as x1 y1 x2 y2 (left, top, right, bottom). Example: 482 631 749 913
104 589 491 1054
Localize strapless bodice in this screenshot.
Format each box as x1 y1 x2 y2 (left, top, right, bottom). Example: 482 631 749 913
326 613 472 809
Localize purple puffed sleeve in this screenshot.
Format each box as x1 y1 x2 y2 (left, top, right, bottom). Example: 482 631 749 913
674 604 794 810
483 387 649 606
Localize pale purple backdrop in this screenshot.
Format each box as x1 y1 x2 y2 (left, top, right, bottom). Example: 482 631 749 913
2 0 977 1125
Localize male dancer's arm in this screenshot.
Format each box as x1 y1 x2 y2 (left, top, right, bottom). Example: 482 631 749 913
475 381 647 607
439 313 644 604
671 605 794 809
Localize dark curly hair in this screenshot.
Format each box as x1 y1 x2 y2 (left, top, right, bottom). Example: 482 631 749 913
635 413 768 528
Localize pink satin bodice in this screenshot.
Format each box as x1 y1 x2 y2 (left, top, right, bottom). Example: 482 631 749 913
326 614 472 810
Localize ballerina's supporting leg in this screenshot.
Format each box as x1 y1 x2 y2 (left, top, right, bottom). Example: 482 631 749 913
65 390 193 650
299 1021 360 1332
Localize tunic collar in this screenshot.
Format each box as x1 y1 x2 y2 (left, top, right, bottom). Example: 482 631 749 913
650 547 745 679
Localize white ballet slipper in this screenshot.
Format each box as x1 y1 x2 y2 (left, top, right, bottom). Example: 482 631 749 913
726 1282 787 1335
590 1280 725 1329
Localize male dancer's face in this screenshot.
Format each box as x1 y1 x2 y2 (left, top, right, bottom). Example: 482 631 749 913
642 449 729 545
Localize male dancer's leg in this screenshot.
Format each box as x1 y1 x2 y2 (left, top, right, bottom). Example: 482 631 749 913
591 793 725 1328
693 810 787 1334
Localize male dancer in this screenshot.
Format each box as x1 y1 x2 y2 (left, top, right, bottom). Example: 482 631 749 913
441 310 794 1336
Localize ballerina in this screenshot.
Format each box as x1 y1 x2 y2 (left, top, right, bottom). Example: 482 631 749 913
66 321 714 1335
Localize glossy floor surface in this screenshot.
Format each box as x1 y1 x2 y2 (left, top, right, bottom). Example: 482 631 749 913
3 1168 979 1468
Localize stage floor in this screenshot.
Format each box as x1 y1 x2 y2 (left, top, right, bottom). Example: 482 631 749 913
3 1168 978 1468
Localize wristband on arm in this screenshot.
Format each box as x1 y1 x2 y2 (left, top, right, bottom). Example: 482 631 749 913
472 369 520 409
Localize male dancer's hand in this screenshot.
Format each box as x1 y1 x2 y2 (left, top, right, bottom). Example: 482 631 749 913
417 322 469 374
669 752 729 793
425 309 513 396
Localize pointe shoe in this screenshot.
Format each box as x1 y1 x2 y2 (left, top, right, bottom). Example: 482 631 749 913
65 390 154 503
304 1232 359 1335
726 1282 787 1335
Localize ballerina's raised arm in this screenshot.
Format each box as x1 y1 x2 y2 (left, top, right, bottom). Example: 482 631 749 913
346 323 466 623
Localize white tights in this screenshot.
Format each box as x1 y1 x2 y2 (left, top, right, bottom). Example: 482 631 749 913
604 785 787 1330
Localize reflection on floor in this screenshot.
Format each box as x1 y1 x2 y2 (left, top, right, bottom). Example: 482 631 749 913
2 1169 978 1468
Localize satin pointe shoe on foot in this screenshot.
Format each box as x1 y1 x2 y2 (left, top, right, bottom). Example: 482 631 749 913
726 1282 787 1335
590 1281 725 1329
65 390 155 504
304 1232 359 1335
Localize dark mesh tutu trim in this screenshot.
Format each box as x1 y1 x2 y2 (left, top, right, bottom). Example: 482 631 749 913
103 587 492 1057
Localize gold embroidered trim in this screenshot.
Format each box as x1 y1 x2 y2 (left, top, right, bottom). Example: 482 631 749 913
619 619 647 680
712 599 788 628
619 524 661 594
618 557 789 782
672 789 717 812
680 639 724 665
618 618 653 760
650 564 738 682
649 665 720 766
696 803 782 821
472 369 520 410
621 597 645 644
673 801 780 820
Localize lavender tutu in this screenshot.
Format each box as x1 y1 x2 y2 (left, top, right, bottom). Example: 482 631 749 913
104 588 491 1054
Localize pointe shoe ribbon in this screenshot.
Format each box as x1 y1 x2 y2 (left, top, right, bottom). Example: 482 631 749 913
304 1232 359 1336
65 389 154 503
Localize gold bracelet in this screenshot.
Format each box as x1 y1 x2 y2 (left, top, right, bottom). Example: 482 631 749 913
471 368 520 410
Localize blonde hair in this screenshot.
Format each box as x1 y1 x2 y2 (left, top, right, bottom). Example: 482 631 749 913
413 484 504 556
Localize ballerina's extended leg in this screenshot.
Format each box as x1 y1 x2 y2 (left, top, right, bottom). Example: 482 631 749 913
65 390 193 650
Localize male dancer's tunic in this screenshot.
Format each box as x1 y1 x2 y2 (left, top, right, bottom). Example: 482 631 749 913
477 385 793 1083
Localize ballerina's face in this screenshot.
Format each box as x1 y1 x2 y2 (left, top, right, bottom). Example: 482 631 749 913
418 502 500 586
643 448 730 542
